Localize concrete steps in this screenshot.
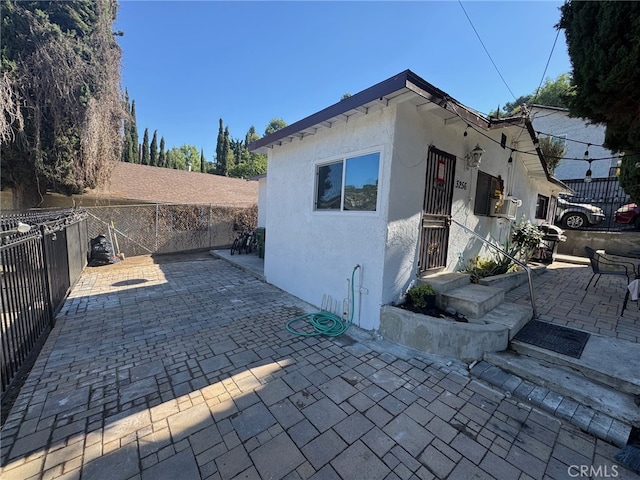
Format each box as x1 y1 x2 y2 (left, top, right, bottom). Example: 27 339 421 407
439 284 505 319
475 331 640 448
379 271 534 361
484 349 640 428
510 336 640 396
471 358 634 448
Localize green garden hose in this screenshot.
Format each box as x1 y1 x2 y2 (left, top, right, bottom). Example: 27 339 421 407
285 265 360 337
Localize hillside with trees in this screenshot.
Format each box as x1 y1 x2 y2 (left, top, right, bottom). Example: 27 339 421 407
0 0 286 208
1 0 123 208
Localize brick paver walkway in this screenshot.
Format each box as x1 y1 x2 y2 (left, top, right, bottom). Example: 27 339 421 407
1 255 638 479
507 261 640 343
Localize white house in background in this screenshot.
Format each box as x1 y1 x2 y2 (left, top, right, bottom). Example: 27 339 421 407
529 105 619 180
249 70 568 334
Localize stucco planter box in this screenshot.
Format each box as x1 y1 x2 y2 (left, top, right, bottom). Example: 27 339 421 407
477 265 547 292
379 305 508 362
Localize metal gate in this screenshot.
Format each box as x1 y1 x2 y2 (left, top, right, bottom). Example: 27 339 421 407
419 147 456 272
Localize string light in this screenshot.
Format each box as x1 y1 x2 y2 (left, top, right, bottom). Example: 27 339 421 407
443 98 640 163
584 159 593 183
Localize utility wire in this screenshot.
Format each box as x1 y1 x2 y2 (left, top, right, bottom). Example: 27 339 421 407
532 28 561 104
448 101 639 162
458 0 517 102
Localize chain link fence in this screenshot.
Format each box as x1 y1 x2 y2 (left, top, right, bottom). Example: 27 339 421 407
85 204 257 257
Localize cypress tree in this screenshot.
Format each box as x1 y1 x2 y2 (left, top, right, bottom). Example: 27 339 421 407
122 90 131 162
222 126 231 176
200 148 205 173
150 130 158 166
215 118 225 175
130 100 139 163
158 136 166 167
141 128 150 165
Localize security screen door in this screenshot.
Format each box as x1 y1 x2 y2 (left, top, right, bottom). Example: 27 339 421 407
419 147 456 272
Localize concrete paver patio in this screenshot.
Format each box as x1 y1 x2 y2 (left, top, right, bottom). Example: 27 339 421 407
0 253 638 479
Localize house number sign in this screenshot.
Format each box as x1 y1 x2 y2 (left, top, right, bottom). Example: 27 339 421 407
455 180 467 190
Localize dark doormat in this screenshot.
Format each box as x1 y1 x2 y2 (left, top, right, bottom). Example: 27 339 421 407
513 320 590 359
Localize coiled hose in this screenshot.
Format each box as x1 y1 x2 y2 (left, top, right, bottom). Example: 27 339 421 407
285 265 360 337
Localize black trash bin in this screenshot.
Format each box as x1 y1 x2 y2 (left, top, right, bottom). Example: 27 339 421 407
255 227 266 259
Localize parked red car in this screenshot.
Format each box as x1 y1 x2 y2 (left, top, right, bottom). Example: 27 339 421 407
614 203 640 229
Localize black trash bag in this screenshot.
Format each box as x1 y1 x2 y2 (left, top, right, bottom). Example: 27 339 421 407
89 234 119 266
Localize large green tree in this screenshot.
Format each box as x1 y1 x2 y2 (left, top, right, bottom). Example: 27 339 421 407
228 127 267 179
490 74 573 118
559 1 640 201
264 118 287 136
1 0 124 207
212 121 270 179
165 144 200 171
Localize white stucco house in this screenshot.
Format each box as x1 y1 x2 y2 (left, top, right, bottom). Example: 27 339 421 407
529 105 619 180
248 70 569 338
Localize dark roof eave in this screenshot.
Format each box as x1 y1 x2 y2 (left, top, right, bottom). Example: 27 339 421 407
248 69 493 153
249 71 411 152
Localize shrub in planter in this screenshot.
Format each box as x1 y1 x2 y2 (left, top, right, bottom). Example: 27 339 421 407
406 284 437 312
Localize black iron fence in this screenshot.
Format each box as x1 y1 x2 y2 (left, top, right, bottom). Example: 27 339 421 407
1 210 88 399
561 177 631 231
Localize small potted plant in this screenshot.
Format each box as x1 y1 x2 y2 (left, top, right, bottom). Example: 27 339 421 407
406 283 437 313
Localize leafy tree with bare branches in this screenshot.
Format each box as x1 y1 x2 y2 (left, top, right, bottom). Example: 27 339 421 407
1 0 124 208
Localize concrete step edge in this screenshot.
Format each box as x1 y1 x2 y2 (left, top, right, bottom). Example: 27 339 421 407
482 350 640 428
478 304 533 340
471 358 634 448
510 339 640 396
418 271 471 294
439 284 505 318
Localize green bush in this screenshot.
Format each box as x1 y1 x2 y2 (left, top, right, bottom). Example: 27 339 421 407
407 284 436 308
511 217 543 262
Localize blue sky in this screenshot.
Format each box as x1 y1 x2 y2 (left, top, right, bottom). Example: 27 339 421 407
115 1 571 162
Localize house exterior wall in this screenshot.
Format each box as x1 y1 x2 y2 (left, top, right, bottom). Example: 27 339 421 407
530 107 617 180
263 107 395 331
264 100 556 332
382 103 550 304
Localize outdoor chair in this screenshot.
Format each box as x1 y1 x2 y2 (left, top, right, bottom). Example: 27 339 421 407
584 246 639 290
584 246 640 316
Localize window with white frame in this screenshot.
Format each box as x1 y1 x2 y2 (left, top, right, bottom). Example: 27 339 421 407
315 152 380 211
535 194 549 219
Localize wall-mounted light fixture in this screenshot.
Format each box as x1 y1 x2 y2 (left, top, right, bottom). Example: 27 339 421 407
466 144 484 169
1 222 32 244
2 222 32 235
